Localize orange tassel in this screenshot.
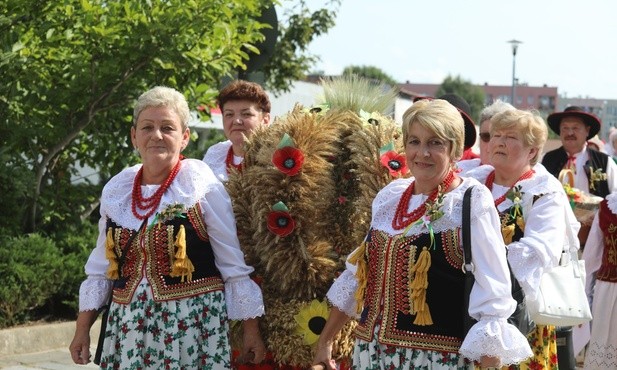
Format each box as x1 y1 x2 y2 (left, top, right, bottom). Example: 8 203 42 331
410 247 433 325
105 228 119 280
170 225 194 282
348 241 368 314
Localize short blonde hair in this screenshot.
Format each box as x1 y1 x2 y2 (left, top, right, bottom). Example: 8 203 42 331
490 109 548 165
133 86 190 130
402 99 465 160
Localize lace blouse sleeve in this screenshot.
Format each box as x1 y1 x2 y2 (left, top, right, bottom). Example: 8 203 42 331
79 216 113 311
199 180 264 320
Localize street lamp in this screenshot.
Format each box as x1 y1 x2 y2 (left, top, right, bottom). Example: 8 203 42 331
508 39 522 107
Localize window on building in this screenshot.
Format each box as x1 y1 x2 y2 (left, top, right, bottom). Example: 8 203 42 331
527 96 535 105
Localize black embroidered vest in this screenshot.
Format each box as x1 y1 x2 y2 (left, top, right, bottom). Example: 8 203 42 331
107 203 223 304
542 147 610 198
354 228 466 352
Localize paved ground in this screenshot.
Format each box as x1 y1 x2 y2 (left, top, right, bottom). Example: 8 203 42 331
0 319 584 369
0 320 100 370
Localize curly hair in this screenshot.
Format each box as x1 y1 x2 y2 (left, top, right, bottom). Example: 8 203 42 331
216 80 271 113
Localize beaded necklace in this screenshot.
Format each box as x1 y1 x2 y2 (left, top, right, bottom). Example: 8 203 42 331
485 169 535 206
131 159 182 220
392 170 456 230
225 146 244 174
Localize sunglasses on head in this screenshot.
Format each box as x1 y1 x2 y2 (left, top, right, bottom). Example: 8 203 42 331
479 132 491 143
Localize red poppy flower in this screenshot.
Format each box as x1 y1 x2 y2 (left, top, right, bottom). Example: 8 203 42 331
272 146 305 176
380 151 408 177
267 210 296 237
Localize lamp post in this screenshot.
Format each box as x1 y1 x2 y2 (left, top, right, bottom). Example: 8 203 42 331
508 39 522 107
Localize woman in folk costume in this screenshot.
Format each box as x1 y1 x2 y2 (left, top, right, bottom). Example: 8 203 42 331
203 80 271 182
466 109 580 370
224 75 408 369
582 193 617 369
312 99 532 370
69 86 265 369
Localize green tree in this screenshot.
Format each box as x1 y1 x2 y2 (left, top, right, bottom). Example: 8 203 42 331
0 0 339 235
262 0 341 93
342 65 398 86
435 75 486 123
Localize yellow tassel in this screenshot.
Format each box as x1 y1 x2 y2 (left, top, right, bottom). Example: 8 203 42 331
515 216 525 233
410 247 433 325
105 228 119 280
170 225 194 282
501 223 515 245
348 241 368 314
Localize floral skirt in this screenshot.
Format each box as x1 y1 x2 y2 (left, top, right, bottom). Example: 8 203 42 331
352 324 474 370
505 325 557 370
99 281 230 370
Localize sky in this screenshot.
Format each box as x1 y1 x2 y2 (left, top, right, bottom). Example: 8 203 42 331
301 0 617 100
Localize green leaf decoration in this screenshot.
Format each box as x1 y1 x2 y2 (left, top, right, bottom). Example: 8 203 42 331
277 133 294 149
379 142 395 155
272 201 289 212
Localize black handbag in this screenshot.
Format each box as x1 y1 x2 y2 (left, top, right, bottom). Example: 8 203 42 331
462 186 535 336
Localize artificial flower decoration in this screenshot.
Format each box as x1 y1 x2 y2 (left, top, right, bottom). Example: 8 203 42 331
272 133 305 176
150 203 185 230
302 104 330 115
403 187 446 248
505 185 525 221
588 166 607 191
379 142 408 177
294 299 330 345
359 109 381 126
267 201 296 237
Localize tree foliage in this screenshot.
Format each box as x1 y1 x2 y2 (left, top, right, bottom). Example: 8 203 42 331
435 75 486 123
262 0 340 93
0 0 339 235
342 65 398 86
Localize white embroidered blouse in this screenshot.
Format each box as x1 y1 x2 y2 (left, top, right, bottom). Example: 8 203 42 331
78 158 264 320
327 176 532 364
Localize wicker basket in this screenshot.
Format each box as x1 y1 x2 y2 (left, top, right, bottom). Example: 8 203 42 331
559 169 602 224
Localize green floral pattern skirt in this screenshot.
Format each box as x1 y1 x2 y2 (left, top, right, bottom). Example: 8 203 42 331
99 281 230 370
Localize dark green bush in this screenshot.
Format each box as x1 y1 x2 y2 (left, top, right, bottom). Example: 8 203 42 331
0 234 65 328
47 220 99 317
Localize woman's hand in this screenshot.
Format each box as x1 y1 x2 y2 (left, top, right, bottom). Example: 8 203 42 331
69 310 98 364
479 355 501 369
311 339 336 370
241 318 266 363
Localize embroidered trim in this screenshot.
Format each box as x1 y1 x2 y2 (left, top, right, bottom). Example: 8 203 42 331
188 203 209 242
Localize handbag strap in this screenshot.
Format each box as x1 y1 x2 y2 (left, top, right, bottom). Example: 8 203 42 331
462 185 474 273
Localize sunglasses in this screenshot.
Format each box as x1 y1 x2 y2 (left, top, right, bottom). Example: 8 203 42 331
479 132 491 143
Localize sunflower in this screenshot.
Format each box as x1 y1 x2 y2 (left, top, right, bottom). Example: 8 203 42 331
294 299 330 345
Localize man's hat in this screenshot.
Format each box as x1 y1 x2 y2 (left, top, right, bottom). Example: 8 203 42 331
547 106 601 140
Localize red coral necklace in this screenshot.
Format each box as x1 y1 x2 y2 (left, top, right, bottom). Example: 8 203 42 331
485 169 535 206
225 146 244 174
392 170 456 230
131 159 182 220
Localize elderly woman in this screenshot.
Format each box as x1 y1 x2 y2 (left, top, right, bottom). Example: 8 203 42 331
466 109 580 370
312 99 531 369
457 99 515 175
69 86 266 368
203 80 271 181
